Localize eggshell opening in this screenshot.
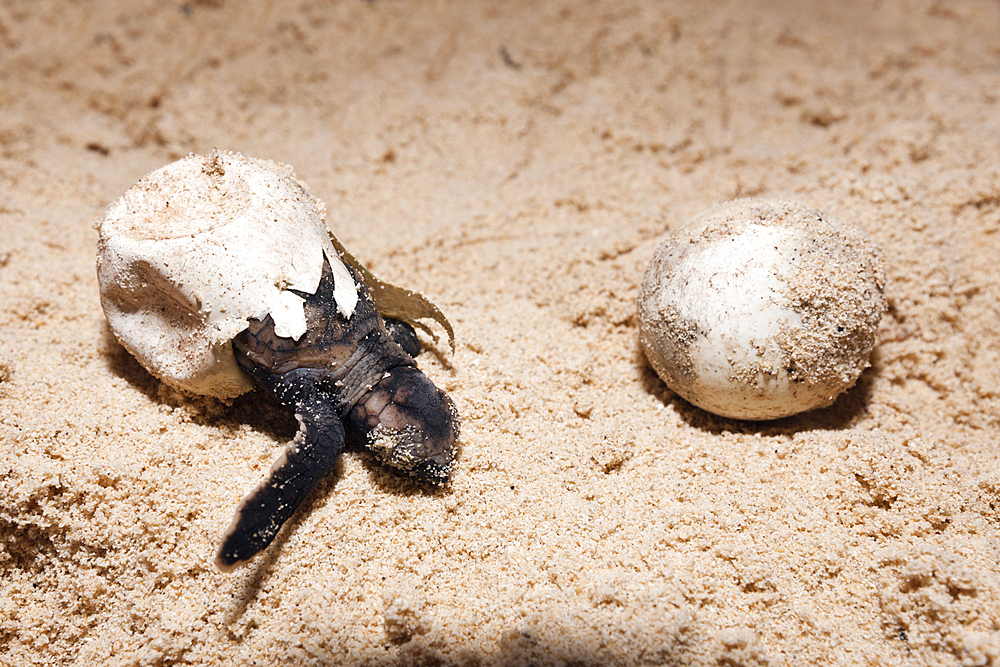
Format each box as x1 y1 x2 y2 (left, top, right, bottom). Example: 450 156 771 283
96 150 358 399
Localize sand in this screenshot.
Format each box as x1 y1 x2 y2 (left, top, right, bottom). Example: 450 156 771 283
1 0 999 665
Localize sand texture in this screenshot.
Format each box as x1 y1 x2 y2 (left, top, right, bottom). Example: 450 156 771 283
2 1 999 665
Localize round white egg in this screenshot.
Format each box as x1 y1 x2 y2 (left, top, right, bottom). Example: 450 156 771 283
638 198 886 420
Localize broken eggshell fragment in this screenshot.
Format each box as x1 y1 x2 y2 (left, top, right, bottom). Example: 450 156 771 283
97 150 358 398
96 150 452 399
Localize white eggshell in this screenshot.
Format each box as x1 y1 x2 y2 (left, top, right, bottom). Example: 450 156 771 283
96 151 358 399
638 198 886 420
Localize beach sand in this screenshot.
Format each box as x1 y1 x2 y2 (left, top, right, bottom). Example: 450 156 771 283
1 1 998 664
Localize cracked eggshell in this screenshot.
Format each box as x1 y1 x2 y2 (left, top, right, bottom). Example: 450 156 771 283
638 198 886 420
97 151 358 399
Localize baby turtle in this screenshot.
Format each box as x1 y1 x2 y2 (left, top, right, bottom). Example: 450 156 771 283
97 151 459 571
215 258 460 572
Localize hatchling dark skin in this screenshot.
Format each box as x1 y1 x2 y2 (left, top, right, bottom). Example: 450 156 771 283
215 258 459 572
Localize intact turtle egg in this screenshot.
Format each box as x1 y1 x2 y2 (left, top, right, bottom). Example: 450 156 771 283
637 198 886 420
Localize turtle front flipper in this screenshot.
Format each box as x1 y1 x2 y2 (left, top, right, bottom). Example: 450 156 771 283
215 384 343 572
383 317 421 357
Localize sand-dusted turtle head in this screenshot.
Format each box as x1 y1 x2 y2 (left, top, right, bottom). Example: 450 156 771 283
348 365 458 484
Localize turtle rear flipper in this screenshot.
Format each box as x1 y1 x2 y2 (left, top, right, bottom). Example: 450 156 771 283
215 389 343 572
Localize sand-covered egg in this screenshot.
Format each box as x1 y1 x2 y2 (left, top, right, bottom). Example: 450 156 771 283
96 150 359 399
638 198 886 420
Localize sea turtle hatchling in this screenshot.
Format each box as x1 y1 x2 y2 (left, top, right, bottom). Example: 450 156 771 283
96 151 459 572
219 257 459 571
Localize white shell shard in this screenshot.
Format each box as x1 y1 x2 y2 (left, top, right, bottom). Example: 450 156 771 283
96 151 358 399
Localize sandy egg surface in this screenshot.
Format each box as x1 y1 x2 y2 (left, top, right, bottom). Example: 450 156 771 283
638 198 886 420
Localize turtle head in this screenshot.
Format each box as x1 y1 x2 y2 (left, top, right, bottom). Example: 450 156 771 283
348 366 459 485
